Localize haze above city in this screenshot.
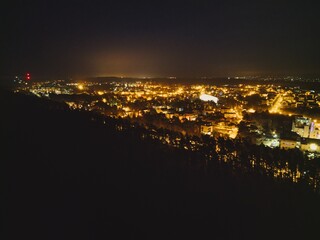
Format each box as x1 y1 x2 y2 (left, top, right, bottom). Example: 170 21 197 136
2 0 320 79
3 1 320 238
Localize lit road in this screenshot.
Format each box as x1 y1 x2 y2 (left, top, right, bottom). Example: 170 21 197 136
269 93 282 113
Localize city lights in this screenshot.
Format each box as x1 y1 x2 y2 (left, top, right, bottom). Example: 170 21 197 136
5 1 320 236
11 76 320 203
14 78 320 156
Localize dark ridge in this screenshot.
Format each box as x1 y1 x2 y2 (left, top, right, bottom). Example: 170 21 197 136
2 89 319 240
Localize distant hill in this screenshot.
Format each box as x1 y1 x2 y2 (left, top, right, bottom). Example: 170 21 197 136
2 89 319 240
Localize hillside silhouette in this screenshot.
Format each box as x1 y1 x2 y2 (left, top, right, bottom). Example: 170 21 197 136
2 89 319 240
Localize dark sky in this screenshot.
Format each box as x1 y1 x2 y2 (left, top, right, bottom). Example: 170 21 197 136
2 0 320 79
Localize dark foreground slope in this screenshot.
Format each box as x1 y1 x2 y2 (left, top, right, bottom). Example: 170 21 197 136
2 90 319 240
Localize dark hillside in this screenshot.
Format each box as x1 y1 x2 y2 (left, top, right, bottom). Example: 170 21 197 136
2 90 319 240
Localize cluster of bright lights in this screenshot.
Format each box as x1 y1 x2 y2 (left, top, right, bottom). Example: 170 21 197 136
77 84 84 90
199 93 218 104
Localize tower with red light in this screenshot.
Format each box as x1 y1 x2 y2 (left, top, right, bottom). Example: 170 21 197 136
25 72 31 81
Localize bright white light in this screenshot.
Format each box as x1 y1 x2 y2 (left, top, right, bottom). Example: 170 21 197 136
310 143 318 151
200 94 218 104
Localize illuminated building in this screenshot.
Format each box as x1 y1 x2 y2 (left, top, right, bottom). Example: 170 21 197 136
280 138 299 150
292 116 311 138
200 122 213 135
224 112 237 119
308 121 320 139
300 139 320 152
292 116 320 139
199 93 218 104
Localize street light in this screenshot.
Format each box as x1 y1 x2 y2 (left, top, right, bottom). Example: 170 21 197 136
310 143 318 152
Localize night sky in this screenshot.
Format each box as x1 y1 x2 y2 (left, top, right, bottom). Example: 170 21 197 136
2 0 320 79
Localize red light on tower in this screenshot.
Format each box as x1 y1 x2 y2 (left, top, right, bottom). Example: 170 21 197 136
26 73 31 81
